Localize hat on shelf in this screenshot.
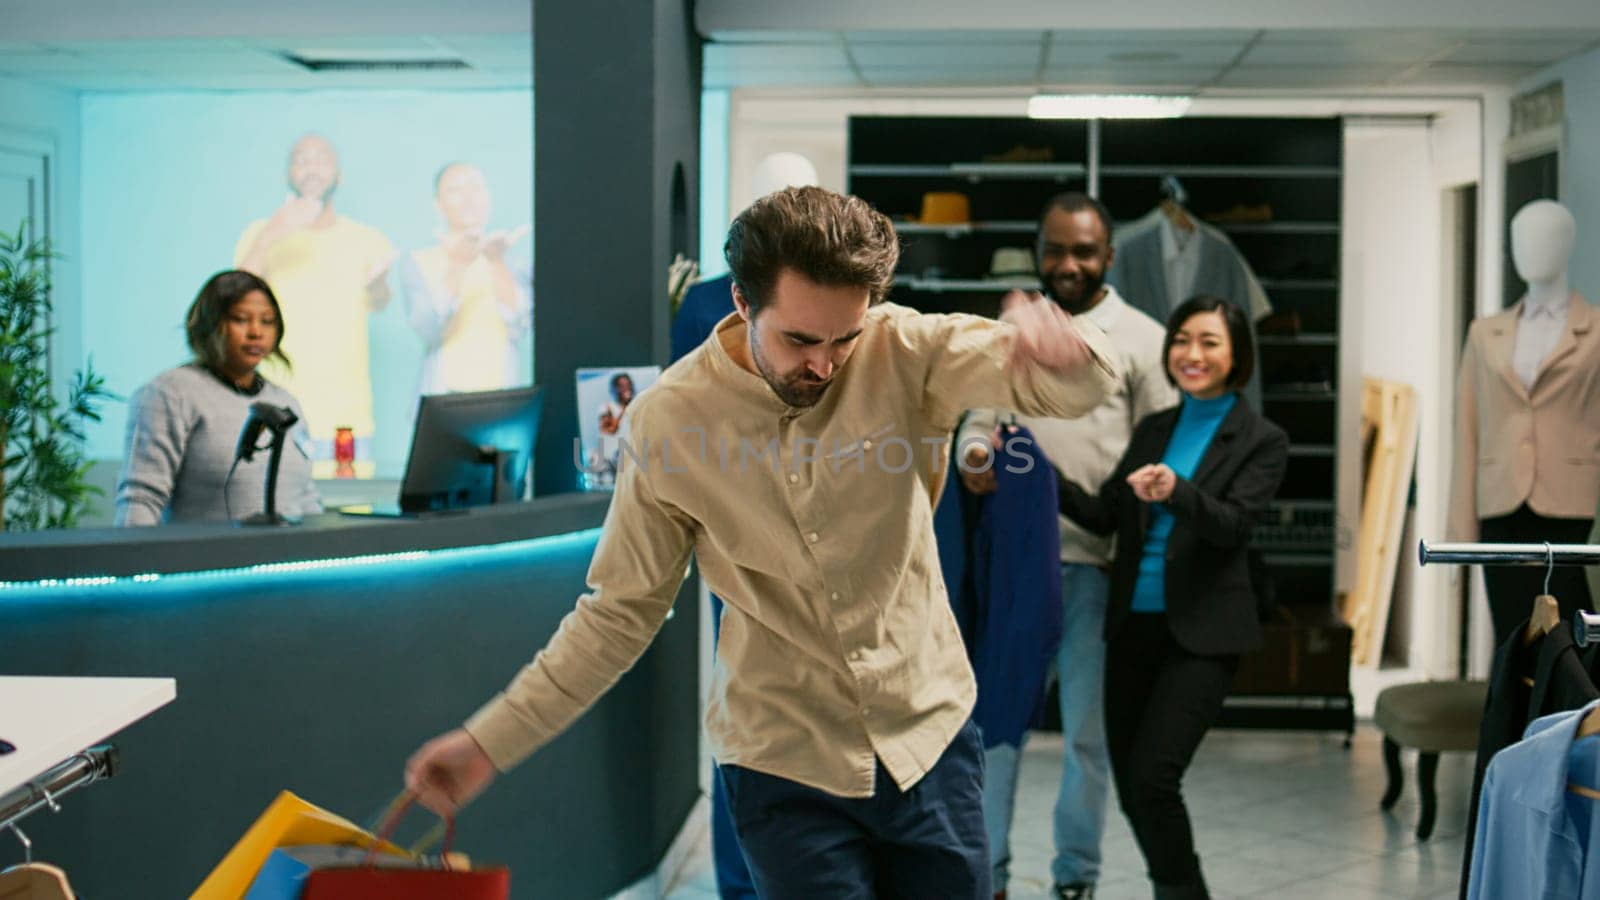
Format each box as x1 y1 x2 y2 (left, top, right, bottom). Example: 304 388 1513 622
982 144 1054 164
987 247 1036 281
1206 202 1274 224
917 192 971 226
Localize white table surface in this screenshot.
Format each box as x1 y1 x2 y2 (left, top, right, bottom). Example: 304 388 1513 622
0 676 176 797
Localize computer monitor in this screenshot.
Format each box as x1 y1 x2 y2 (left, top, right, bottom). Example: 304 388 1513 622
398 385 544 512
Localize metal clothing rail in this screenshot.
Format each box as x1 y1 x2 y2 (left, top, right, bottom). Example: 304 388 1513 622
1417 541 1600 567
0 745 119 834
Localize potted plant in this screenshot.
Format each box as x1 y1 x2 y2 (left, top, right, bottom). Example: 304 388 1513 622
0 223 112 530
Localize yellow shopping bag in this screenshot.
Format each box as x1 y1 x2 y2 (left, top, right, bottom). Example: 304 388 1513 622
190 791 405 900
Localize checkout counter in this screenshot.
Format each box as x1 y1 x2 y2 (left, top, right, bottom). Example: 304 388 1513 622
0 495 701 899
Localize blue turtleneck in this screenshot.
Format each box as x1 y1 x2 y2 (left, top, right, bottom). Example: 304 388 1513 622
1130 392 1238 613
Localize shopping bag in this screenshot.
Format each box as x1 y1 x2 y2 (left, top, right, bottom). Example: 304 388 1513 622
300 793 509 900
190 791 404 900
244 845 418 900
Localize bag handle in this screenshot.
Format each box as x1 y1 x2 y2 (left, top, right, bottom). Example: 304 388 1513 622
363 790 456 870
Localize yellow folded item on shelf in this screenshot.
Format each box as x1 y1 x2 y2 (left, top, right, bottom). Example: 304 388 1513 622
917 192 971 226
191 790 406 900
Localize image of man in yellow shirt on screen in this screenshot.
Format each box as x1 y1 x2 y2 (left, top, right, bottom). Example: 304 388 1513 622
235 133 395 476
400 162 532 396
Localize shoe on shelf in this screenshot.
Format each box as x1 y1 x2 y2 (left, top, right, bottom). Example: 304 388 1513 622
1052 883 1095 899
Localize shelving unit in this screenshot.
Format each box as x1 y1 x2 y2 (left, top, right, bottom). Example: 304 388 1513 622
850 115 1350 737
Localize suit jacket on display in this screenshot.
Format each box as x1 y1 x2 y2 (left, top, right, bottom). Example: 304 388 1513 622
1448 295 1600 541
1057 397 1288 656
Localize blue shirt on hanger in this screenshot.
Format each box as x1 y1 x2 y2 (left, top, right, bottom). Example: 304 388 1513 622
1469 699 1600 900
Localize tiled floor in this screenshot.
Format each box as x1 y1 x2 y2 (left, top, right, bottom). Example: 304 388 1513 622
664 724 1474 899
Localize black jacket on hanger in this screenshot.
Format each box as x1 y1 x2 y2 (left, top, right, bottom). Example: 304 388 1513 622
1459 619 1600 899
1057 397 1288 656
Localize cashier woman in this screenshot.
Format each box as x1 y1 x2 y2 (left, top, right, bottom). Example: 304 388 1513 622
114 270 320 525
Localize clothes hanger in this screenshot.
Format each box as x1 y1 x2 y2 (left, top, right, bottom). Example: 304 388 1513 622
1157 175 1195 233
1519 545 1562 686
1524 544 1562 645
0 823 75 900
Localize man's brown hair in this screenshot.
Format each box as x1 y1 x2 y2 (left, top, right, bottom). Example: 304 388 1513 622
723 186 899 314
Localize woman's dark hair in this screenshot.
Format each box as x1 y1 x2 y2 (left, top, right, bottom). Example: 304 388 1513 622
1162 294 1254 390
185 270 289 372
610 372 633 399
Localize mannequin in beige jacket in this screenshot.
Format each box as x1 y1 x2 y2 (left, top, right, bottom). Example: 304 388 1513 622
1448 199 1598 643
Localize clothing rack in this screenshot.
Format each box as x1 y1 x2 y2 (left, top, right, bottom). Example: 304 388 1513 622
0 745 119 834
1417 541 1600 567
1419 540 1600 648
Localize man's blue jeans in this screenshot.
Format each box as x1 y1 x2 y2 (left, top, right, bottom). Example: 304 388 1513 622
1052 563 1111 888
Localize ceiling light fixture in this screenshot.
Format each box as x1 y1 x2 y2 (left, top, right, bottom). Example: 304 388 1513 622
1027 93 1192 119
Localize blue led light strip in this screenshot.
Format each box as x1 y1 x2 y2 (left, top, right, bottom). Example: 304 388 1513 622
0 528 603 593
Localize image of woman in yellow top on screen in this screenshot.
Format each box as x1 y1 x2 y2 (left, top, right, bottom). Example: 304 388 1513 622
234 133 396 476
400 162 533 397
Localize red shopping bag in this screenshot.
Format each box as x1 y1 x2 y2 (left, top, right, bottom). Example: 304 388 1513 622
300 793 509 900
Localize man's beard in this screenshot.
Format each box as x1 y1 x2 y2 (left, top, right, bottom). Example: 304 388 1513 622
750 325 832 408
1043 270 1104 315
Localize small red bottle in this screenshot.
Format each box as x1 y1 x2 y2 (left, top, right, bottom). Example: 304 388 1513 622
334 426 356 478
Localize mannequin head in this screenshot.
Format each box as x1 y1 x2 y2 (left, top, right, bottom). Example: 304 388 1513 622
1510 199 1577 285
747 152 819 207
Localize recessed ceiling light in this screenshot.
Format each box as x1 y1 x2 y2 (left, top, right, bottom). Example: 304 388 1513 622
1028 93 1192 119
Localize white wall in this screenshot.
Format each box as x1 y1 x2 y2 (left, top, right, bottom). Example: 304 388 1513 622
1340 117 1476 697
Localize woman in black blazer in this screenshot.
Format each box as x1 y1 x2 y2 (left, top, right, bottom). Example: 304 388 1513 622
1057 295 1288 900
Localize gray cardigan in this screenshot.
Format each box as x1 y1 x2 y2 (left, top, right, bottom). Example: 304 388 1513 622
114 365 321 525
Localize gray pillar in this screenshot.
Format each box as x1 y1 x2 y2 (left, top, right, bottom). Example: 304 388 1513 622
533 0 701 495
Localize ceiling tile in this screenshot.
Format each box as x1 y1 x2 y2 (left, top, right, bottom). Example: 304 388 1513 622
53 38 252 54
246 35 448 54
704 42 849 69
0 51 125 77
1038 65 1219 88
429 33 531 54
1049 29 1258 45
703 67 860 89
1244 39 1457 66
1444 39 1599 64
1255 28 1456 48
857 66 1037 86
704 30 840 44
1217 63 1407 89
847 29 1041 45
1048 41 1244 67
1396 62 1544 87
848 42 1041 68
84 49 302 76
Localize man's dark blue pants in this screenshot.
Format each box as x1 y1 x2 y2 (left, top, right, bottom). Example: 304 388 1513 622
717 718 990 899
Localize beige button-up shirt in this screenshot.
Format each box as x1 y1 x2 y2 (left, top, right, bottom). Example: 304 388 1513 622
465 302 1118 797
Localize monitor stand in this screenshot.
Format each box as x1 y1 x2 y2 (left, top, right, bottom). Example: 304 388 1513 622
476 445 511 504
